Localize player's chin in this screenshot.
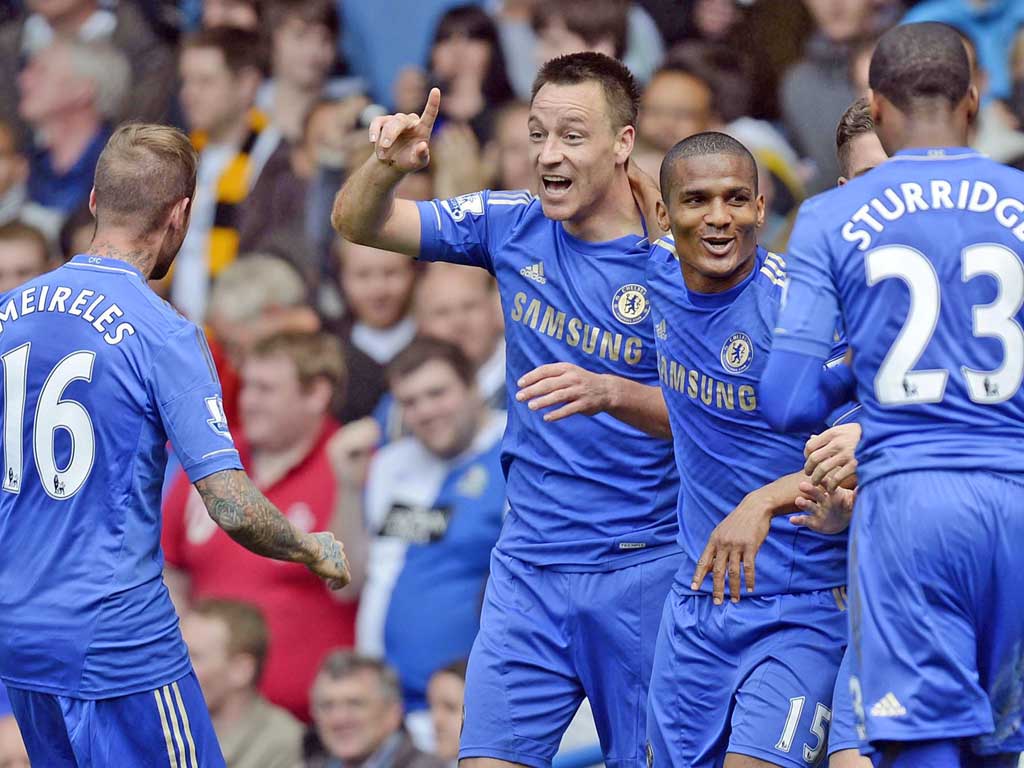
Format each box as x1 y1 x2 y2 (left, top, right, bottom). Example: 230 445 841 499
538 191 578 221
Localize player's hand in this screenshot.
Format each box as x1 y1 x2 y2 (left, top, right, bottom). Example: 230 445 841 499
626 160 666 233
803 423 861 491
790 481 855 534
368 87 440 174
305 531 351 590
691 495 773 604
516 363 615 422
326 417 380 490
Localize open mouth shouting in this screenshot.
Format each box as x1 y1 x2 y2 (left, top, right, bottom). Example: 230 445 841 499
541 174 573 197
699 235 736 257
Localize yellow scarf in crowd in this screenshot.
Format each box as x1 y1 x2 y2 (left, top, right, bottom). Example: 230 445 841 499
190 109 270 277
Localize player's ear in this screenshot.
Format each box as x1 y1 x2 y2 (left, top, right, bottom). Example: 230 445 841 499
615 125 635 165
965 83 980 124
656 199 670 234
88 187 98 217
867 89 882 127
755 193 766 229
837 176 848 186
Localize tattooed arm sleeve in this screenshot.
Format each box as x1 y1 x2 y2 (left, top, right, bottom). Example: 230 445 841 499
195 469 316 564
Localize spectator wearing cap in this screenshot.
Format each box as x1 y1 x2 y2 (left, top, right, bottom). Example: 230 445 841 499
162 331 362 721
182 599 304 768
354 338 506 745
305 652 445 768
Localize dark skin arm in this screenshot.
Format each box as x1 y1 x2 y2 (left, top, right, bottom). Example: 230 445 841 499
195 469 350 589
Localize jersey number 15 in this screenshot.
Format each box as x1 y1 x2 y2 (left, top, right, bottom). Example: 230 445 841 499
2 343 96 499
866 243 1024 405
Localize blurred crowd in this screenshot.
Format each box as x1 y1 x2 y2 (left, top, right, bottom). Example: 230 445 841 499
2 0 1024 766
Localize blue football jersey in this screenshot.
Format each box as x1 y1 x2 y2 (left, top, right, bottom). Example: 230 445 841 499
774 148 1024 484
0 255 242 698
647 239 849 596
416 191 678 568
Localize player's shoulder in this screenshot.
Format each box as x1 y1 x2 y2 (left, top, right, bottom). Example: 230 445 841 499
753 246 787 291
433 189 538 222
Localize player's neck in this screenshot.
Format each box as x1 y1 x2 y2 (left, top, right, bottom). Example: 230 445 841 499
87 236 156 277
563 171 644 242
890 118 970 153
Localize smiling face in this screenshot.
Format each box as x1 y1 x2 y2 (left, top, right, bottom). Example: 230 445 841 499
528 80 632 226
658 152 764 294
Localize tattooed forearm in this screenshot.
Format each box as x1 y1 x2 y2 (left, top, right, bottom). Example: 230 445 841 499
196 470 314 564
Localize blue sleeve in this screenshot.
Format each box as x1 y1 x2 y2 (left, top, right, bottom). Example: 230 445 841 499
150 325 242 483
761 350 853 432
415 190 529 273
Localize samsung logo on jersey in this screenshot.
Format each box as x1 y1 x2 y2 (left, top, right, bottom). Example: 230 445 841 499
842 179 1024 250
0 286 136 345
657 353 758 413
509 291 644 366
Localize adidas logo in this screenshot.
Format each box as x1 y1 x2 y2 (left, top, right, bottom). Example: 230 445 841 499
656 319 667 340
520 262 547 284
870 693 907 718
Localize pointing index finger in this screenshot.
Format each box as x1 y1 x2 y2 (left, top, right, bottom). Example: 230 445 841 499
420 87 441 133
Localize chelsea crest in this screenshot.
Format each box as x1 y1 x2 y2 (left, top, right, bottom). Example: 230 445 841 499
721 332 753 374
612 284 650 325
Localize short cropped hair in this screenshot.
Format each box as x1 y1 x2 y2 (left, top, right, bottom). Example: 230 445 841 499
249 330 347 401
0 220 49 265
869 22 970 112
264 0 339 40
93 123 198 235
836 97 875 177
183 26 267 76
659 131 758 202
315 651 402 703
387 336 476 389
532 51 641 130
192 598 269 683
532 0 628 59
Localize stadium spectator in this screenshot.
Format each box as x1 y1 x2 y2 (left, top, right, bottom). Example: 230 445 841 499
0 121 28 228
355 338 505 740
485 100 533 191
182 599 303 768
259 0 363 143
0 684 28 768
174 26 280 322
162 330 361 721
0 220 49 294
414 264 506 408
0 0 175 146
16 39 129 238
780 0 884 192
57 203 95 263
333 239 417 366
202 0 261 30
687 0 747 45
304 652 445 768
531 0 665 85
426 660 467 764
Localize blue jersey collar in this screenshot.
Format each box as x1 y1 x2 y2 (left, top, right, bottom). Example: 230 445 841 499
68 253 146 280
892 146 980 160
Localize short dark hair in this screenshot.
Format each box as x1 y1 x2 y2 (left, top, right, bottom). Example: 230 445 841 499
659 131 758 202
836 97 875 177
183 26 268 77
315 651 402 703
387 336 475 388
532 0 628 59
531 51 641 130
869 22 970 112
264 0 339 41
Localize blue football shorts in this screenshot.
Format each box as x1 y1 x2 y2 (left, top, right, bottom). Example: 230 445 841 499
6 671 223 767
460 548 681 768
849 469 1024 757
646 585 847 768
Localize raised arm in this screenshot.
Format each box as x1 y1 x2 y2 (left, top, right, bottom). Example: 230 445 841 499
195 469 350 589
330 88 441 255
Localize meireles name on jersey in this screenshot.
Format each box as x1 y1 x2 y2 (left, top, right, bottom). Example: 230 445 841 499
841 179 1024 250
0 285 135 345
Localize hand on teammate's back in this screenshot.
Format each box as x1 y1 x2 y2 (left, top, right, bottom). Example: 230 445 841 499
803 422 861 491
369 87 442 174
